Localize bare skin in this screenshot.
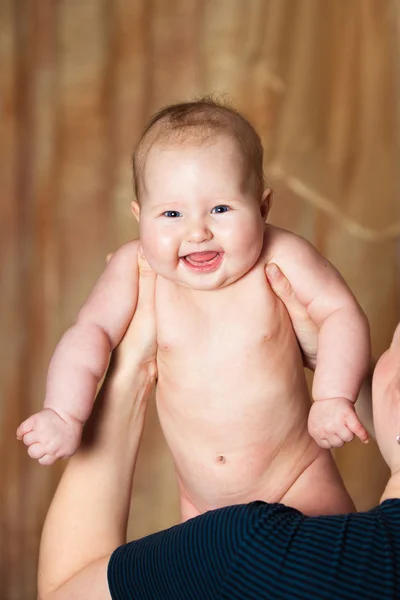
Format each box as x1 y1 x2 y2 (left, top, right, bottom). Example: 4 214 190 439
155 230 355 518
37 257 397 600
18 138 370 518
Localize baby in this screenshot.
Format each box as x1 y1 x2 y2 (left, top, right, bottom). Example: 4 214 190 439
17 99 371 519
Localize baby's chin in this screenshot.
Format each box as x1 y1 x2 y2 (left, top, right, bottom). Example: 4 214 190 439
164 269 250 291
174 279 233 291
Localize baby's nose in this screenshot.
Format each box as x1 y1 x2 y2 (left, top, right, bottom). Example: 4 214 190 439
185 221 213 244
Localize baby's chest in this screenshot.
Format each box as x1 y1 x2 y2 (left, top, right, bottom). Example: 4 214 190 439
155 272 281 358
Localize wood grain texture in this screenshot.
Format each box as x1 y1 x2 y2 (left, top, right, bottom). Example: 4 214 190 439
1 3 21 597
0 1 399 597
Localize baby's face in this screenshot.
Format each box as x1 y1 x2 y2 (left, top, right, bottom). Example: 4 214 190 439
134 136 268 290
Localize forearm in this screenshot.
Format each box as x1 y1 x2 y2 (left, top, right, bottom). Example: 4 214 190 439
312 306 371 402
44 321 112 423
38 358 155 599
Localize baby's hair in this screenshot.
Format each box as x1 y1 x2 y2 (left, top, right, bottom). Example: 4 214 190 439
132 96 265 201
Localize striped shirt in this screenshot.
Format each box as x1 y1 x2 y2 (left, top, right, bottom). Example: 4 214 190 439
108 498 400 599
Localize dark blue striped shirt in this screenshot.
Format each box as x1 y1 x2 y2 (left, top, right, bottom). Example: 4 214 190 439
108 499 400 599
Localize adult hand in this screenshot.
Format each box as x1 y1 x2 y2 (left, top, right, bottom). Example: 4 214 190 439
266 262 318 369
109 245 157 379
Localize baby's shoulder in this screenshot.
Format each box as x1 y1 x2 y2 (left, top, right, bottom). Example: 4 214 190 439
112 238 141 260
106 239 142 271
97 239 142 288
262 225 315 264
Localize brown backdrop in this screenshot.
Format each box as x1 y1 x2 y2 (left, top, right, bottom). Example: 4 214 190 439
1 1 399 598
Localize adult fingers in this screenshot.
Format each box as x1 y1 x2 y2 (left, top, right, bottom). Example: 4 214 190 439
266 262 318 369
116 244 157 364
266 263 296 303
136 246 156 311
265 262 316 329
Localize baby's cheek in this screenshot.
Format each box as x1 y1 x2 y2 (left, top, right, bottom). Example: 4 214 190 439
140 230 176 272
239 228 264 261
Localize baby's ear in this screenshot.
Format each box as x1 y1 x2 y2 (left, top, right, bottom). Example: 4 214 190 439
131 201 140 222
260 188 273 221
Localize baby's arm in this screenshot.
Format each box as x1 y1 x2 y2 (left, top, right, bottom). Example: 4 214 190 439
16 241 141 464
269 227 371 448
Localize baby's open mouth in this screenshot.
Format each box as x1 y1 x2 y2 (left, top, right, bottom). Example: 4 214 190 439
181 251 223 273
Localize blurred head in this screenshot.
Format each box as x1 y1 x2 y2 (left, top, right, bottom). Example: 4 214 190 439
373 324 400 476
131 98 271 290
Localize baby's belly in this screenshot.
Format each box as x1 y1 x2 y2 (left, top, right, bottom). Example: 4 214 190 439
156 343 315 512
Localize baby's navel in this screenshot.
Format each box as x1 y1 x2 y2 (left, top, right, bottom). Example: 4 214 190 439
215 454 226 465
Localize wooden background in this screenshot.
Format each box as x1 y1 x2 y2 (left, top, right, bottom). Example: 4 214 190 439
1 0 400 598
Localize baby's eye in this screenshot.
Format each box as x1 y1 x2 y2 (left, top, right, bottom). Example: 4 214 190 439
211 205 230 214
163 210 182 218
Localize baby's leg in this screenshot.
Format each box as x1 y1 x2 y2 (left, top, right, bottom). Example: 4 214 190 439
180 494 203 522
280 449 355 516
177 479 203 522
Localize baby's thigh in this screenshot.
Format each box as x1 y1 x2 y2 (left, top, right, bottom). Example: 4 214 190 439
281 450 355 516
179 494 203 523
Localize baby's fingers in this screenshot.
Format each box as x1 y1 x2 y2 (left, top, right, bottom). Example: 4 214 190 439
346 412 369 444
337 427 354 444
16 416 35 440
318 438 332 450
22 431 38 447
327 434 345 448
38 454 57 466
28 443 46 460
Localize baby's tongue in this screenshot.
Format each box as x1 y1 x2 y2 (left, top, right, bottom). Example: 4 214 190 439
186 251 219 263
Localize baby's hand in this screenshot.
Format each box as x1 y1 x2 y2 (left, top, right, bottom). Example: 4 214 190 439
16 408 83 466
308 397 369 449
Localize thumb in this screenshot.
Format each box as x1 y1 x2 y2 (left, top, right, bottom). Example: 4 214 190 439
137 245 153 275
136 245 156 309
266 263 295 301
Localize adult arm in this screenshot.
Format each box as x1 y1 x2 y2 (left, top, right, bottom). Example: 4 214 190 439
37 247 157 600
48 306 400 599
